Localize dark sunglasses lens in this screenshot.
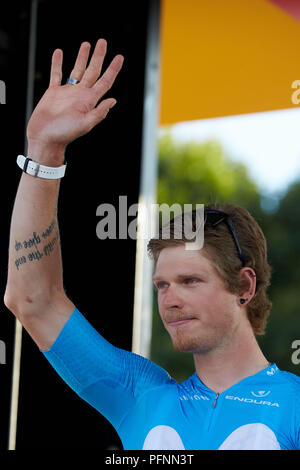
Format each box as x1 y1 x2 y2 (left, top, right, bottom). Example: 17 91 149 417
205 210 245 266
205 211 226 226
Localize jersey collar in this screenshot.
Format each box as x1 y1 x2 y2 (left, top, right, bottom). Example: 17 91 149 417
190 363 279 396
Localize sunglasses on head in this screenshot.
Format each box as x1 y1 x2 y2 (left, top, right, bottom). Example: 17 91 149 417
204 210 246 267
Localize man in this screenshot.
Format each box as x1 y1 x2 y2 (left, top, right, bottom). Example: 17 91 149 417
4 39 300 450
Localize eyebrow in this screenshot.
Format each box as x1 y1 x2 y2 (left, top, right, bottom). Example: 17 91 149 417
152 273 205 282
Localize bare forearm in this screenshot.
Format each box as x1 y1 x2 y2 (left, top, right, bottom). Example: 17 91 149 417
4 39 123 348
5 144 66 314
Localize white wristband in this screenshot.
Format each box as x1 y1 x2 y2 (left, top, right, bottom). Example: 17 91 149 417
17 154 67 180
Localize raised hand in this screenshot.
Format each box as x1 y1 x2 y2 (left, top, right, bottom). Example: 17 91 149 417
27 39 124 153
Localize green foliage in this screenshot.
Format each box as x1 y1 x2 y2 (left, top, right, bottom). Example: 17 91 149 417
150 132 300 383
157 132 261 211
258 181 300 374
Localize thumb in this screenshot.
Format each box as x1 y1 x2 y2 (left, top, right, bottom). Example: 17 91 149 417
84 98 117 130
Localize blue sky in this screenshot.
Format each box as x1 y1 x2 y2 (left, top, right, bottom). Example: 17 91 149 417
160 108 300 198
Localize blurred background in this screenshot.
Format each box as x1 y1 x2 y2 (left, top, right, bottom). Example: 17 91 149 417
151 0 300 382
0 0 299 450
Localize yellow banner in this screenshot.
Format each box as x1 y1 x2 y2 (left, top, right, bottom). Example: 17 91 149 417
159 0 300 125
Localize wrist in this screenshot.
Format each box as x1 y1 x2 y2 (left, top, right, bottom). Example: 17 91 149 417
27 139 66 167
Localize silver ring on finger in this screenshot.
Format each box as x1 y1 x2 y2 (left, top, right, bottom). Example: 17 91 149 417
66 77 80 85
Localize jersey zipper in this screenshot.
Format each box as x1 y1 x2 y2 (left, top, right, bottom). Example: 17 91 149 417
212 392 220 408
206 392 221 432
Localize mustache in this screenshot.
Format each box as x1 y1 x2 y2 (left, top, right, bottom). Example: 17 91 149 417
164 312 195 324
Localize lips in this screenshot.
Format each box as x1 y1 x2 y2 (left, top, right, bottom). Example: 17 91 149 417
167 317 195 327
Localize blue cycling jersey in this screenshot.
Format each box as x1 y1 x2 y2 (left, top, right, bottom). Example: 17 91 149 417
42 307 300 450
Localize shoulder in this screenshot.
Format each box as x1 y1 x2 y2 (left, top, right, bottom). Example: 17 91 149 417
123 351 177 395
276 368 300 406
278 370 300 448
278 369 300 388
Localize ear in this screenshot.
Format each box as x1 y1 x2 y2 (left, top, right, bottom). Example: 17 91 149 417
238 268 256 303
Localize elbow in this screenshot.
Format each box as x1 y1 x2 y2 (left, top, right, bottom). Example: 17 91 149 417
4 287 17 314
4 284 65 319
4 286 26 318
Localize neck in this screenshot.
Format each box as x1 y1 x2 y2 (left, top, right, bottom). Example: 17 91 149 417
193 325 270 394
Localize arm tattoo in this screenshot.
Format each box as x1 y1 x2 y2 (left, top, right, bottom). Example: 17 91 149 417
14 218 58 270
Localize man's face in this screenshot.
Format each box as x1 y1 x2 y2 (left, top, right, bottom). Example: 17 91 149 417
153 245 242 355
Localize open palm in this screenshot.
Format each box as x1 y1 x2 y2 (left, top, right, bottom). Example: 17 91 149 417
27 39 124 147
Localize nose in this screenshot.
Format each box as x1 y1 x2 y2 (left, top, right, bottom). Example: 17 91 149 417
160 285 184 310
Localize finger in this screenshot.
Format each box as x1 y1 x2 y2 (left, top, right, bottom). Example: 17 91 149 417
84 98 117 130
80 38 107 88
68 42 91 83
92 54 124 98
49 49 63 87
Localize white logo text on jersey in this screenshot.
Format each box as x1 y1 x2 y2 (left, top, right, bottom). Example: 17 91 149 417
225 394 279 407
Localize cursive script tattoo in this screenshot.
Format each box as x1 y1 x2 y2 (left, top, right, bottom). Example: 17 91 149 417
14 219 58 270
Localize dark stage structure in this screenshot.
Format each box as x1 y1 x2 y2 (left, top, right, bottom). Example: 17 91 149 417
0 0 160 449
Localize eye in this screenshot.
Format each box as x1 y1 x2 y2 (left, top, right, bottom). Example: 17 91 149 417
155 281 168 290
184 278 199 285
